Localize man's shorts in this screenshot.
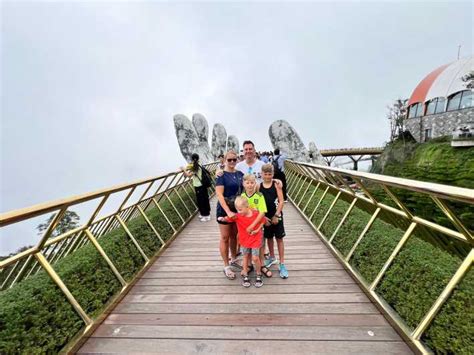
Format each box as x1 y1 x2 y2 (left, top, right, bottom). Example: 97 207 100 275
241 246 260 256
264 219 286 239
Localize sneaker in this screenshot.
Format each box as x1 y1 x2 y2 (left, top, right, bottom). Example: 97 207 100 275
279 263 289 279
264 257 277 268
254 275 263 288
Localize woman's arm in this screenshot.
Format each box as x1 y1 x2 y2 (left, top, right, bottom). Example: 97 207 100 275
215 185 235 217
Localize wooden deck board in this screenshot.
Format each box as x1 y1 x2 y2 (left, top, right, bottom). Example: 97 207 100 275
78 199 412 354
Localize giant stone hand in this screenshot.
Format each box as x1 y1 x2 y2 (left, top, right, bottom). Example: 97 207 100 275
268 120 326 165
174 113 238 163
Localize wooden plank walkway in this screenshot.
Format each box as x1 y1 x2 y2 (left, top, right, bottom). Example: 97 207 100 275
78 199 412 354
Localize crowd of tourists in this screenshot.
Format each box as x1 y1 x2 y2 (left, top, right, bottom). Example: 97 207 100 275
181 141 289 288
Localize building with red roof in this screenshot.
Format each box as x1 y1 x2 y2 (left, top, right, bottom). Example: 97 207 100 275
405 56 473 143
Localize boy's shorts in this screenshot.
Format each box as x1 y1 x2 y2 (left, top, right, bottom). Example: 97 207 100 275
241 246 260 256
264 219 286 239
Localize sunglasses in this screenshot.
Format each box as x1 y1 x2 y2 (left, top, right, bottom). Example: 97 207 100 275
227 158 237 162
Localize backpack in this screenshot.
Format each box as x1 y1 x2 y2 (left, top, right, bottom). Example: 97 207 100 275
199 165 213 188
272 156 283 177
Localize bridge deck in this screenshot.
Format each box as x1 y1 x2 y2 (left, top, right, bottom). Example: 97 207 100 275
78 199 412 354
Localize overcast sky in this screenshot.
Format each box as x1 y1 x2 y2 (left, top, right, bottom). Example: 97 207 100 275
1 0 472 254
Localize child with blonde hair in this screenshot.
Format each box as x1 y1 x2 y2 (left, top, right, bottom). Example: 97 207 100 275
239 173 273 278
218 196 265 287
261 163 288 278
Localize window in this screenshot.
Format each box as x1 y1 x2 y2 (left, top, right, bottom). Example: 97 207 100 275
426 97 447 115
460 90 472 109
425 99 437 115
447 90 473 111
424 128 432 142
434 97 446 114
408 103 423 118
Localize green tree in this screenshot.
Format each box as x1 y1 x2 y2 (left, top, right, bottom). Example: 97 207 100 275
36 210 80 238
388 98 408 141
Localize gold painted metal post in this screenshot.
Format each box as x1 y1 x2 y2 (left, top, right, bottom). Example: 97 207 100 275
370 222 417 290
34 252 92 326
431 196 473 244
152 197 177 233
303 182 320 213
171 175 193 216
382 185 413 219
286 169 301 196
286 170 299 194
116 215 149 262
137 206 166 245
345 207 381 261
1 260 20 289
36 207 68 250
329 197 357 243
296 178 313 206
294 176 310 205
309 186 330 221
318 191 342 230
84 229 127 287
412 249 474 340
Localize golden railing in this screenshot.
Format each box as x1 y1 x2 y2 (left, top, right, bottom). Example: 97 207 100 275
0 163 217 352
284 160 473 354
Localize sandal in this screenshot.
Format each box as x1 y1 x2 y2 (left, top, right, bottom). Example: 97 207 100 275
261 266 273 278
242 275 251 288
223 266 236 280
254 275 263 288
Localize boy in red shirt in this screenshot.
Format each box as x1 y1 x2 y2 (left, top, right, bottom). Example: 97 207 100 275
218 196 265 288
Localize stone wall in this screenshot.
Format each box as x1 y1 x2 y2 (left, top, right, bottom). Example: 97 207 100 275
405 107 474 142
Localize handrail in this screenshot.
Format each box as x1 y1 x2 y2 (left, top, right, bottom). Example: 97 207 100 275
0 171 183 227
0 162 218 353
284 160 473 354
291 161 474 205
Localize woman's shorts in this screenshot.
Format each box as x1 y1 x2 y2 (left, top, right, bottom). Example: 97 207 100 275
264 220 286 239
216 210 233 225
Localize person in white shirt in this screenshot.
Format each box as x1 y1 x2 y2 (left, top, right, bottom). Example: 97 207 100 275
236 140 265 183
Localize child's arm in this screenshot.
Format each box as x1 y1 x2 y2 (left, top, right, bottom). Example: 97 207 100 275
217 215 235 223
246 212 265 234
272 184 285 225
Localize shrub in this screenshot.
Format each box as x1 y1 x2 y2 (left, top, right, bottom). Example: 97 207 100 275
0 185 197 353
293 175 473 354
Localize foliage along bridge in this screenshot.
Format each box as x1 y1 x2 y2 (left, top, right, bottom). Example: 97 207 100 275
0 160 472 354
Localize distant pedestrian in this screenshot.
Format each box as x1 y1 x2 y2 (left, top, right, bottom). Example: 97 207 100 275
272 149 288 202
181 153 211 222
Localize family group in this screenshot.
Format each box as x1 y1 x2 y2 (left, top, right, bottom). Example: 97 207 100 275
181 141 289 288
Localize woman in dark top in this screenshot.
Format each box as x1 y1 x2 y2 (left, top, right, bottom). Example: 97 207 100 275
215 150 244 280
